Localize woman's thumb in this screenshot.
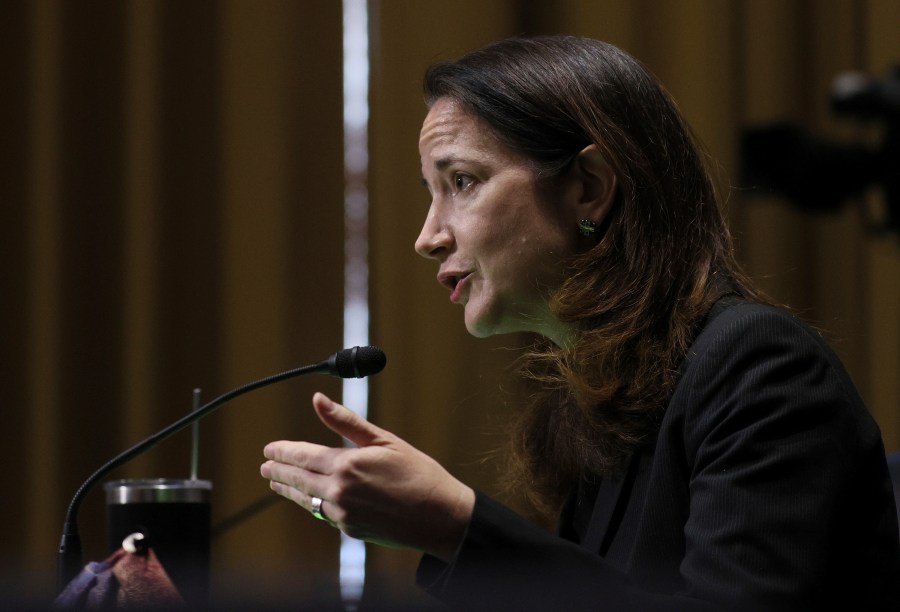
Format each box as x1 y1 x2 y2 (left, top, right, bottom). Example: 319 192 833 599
312 392 384 447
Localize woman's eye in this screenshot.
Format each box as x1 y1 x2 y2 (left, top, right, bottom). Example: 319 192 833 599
453 174 474 191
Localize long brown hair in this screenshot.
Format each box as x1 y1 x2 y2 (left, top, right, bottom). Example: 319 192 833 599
424 36 763 513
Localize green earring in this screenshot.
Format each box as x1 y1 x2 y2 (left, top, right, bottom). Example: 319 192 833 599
578 219 598 237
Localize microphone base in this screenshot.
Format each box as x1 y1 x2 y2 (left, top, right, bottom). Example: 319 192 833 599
57 530 83 593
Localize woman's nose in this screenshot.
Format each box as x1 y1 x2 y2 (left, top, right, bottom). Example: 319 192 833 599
414 211 452 260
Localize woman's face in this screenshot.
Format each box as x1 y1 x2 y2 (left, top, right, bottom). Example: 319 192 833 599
415 98 578 345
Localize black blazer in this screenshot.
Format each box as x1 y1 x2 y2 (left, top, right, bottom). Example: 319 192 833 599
418 303 900 611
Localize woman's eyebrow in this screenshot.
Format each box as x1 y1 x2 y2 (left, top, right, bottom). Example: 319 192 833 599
434 156 464 171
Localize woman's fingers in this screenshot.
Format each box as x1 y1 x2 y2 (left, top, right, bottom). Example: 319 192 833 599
260 442 344 513
266 476 339 523
263 440 343 474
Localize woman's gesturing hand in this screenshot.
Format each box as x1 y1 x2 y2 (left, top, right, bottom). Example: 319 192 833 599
260 392 475 562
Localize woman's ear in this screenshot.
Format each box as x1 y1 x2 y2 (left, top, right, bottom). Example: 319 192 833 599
571 144 617 225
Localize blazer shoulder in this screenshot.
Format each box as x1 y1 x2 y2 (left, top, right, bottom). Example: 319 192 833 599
685 302 845 381
668 302 871 456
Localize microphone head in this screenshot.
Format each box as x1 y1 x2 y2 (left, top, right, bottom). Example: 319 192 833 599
328 346 387 378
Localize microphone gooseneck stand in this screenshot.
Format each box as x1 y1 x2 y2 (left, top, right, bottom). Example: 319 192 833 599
57 346 386 591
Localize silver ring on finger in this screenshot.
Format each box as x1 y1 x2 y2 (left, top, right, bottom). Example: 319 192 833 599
310 496 328 521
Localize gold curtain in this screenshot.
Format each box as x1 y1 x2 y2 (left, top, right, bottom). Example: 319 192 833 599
2 0 898 609
3 0 348 607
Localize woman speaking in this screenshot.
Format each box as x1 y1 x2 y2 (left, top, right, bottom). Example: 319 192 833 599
261 36 900 611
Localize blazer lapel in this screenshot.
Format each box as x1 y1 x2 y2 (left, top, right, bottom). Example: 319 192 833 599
582 452 638 555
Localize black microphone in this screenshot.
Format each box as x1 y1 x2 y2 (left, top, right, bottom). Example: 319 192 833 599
328 345 387 378
57 345 386 590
